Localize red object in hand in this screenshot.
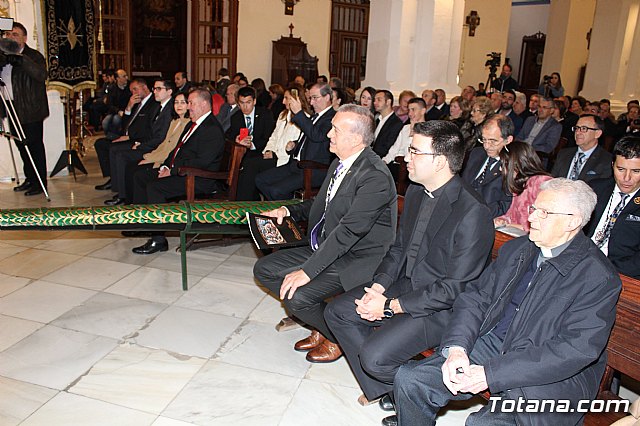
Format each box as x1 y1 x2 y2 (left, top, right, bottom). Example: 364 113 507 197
239 128 249 140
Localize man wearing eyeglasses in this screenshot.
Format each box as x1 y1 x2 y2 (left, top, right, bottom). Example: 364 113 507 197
517 96 562 154
324 121 494 425
255 83 335 200
551 114 612 183
394 177 621 426
103 79 175 206
461 114 513 217
585 137 640 279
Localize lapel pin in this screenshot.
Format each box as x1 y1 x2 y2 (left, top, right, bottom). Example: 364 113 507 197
634 197 640 205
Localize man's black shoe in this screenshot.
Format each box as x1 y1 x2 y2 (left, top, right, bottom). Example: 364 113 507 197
381 415 398 426
379 394 395 412
95 179 112 190
132 238 168 255
105 196 125 206
13 181 31 191
25 188 44 196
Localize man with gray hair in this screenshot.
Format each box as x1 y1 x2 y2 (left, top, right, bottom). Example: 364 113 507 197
393 177 621 426
254 104 397 363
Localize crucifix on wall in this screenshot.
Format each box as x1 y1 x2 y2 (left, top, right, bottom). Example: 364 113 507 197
465 10 480 37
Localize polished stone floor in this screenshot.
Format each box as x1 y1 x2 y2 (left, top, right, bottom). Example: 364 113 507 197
0 146 487 425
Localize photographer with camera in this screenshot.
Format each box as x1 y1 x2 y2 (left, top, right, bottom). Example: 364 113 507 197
1 21 48 196
491 62 518 93
538 71 564 98
617 103 640 136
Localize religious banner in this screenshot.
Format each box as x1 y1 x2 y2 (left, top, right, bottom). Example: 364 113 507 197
43 0 96 88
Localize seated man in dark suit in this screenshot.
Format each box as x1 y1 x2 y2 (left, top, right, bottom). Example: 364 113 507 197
174 71 192 95
394 178 620 426
585 136 640 279
422 89 445 121
94 78 159 191
105 79 176 205
215 83 238 132
498 89 523 135
325 121 494 423
226 86 275 200
461 114 513 217
255 83 335 200
372 90 404 158
517 96 562 154
254 105 397 363
130 88 226 254
551 114 612 183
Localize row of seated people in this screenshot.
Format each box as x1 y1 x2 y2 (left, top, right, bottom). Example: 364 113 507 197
251 106 639 425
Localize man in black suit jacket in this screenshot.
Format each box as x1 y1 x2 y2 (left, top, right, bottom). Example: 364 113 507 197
255 83 335 200
131 88 225 254
422 89 445 121
254 105 397 363
552 114 612 183
372 90 404 158
325 121 494 415
215 83 239 132
95 78 160 189
105 79 175 205
461 115 513 217
227 86 275 200
517 97 562 154
585 137 640 279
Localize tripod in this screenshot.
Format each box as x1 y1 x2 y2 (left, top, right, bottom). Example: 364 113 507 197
485 67 498 94
50 88 87 179
0 77 50 201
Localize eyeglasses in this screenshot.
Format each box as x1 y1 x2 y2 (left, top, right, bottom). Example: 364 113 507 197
572 125 598 133
407 146 438 157
528 204 574 219
478 138 503 146
309 95 325 101
471 108 482 113
153 87 166 92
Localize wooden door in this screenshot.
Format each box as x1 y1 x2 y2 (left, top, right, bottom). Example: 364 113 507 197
518 32 546 91
329 0 369 89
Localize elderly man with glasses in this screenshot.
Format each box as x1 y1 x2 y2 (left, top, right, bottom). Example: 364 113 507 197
324 120 494 425
461 114 513 217
393 177 621 426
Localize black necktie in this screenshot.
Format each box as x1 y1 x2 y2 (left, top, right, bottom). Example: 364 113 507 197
474 157 498 188
293 113 318 158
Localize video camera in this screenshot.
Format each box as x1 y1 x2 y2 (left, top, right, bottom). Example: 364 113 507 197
485 52 501 71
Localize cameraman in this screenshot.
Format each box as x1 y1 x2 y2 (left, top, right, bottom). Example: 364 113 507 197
538 71 564 98
618 104 640 136
491 63 518 93
1 22 48 196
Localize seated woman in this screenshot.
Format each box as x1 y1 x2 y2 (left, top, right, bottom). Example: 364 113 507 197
494 140 552 232
236 85 312 200
358 86 376 115
447 95 473 146
467 96 494 151
122 93 190 204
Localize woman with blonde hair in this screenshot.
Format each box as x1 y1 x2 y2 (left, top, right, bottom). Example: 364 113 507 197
467 96 494 151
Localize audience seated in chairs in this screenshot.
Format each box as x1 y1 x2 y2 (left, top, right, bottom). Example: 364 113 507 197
372 90 405 159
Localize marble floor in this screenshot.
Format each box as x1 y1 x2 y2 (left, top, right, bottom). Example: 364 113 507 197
0 146 487 425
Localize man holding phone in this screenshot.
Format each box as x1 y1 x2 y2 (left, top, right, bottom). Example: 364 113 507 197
226 86 275 200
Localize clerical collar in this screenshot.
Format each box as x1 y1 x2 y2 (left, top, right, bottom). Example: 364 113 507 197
423 178 450 199
539 238 572 260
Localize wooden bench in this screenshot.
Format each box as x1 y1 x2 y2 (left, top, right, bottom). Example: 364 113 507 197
421 230 640 423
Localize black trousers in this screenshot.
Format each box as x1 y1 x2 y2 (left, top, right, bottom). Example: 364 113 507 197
325 281 440 401
124 162 153 204
14 121 46 187
253 246 344 341
236 154 277 200
94 137 111 177
132 167 219 204
254 160 326 200
111 146 146 196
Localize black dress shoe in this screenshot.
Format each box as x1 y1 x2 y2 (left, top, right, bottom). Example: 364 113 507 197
381 415 398 426
25 188 44 196
379 394 395 412
13 181 31 192
132 238 168 255
105 196 125 206
95 179 112 190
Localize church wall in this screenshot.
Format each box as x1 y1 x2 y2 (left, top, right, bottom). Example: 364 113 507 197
236 0 332 85
507 3 549 83
458 0 512 92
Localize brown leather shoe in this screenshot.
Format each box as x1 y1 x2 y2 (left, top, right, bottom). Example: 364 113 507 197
294 330 325 352
306 340 343 363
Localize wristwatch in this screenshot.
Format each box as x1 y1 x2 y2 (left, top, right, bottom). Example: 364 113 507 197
383 298 395 318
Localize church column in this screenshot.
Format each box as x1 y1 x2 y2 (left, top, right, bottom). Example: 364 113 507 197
581 0 640 113
541 0 596 98
362 0 464 97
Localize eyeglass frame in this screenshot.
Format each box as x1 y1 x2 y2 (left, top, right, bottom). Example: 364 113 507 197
528 204 574 219
572 125 599 133
407 145 438 157
152 86 167 92
477 137 504 146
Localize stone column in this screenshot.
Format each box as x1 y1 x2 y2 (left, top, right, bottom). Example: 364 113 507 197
581 0 640 114
362 0 464 97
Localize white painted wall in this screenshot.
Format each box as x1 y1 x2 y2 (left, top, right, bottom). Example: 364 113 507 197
506 3 549 82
